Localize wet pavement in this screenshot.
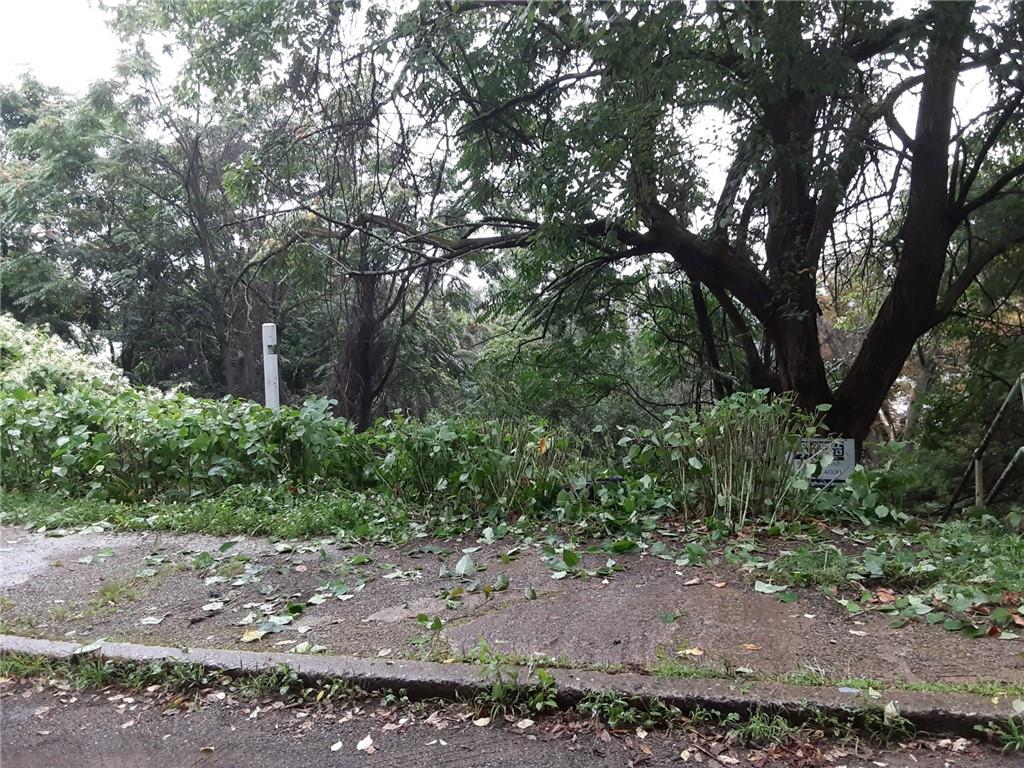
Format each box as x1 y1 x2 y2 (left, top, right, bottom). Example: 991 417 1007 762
1 524 1022 686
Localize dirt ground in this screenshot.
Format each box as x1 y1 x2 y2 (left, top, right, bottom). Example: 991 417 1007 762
1 525 1022 686
2 675 1018 768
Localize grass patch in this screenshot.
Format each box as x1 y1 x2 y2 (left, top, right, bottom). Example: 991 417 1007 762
576 692 917 747
91 579 138 610
1 488 425 542
653 658 1024 698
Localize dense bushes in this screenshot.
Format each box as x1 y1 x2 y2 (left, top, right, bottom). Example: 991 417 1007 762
618 391 820 530
0 314 128 394
1 386 367 499
0 383 825 529
0 315 869 531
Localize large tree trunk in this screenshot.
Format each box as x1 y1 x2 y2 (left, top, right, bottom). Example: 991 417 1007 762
829 2 972 441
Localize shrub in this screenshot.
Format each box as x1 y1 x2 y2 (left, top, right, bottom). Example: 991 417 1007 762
0 313 128 393
619 390 818 529
369 416 578 516
2 316 915 533
1 385 367 499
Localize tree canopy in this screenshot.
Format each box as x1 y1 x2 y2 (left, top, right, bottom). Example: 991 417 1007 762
3 0 1023 443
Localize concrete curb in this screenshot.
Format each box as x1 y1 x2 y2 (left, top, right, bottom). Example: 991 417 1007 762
1 634 1016 736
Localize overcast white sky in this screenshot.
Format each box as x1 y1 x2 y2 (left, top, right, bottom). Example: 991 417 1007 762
0 1 123 93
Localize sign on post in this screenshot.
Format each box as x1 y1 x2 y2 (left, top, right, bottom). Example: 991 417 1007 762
792 438 856 487
262 323 280 411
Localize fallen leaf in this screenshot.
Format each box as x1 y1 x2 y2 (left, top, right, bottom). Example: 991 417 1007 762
356 734 374 753
876 589 896 604
240 628 267 643
740 643 760 651
140 615 166 625
516 718 534 729
455 554 476 577
679 647 704 657
202 601 225 612
713 582 727 588
682 577 701 586
473 717 491 727
719 755 740 765
754 580 787 594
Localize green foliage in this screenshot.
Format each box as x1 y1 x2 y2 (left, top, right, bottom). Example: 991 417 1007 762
0 653 365 708
1 384 367 499
808 463 912 527
619 390 817 529
766 521 1024 639
0 314 128 394
977 708 1024 753
577 690 683 729
1 487 417 542
2 315 960 541
370 415 573 515
726 710 798 746
473 648 559 719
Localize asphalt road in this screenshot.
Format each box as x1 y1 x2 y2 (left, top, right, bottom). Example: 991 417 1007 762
1 679 1019 768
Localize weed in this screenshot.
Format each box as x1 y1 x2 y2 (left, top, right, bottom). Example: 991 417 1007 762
652 658 729 681
457 640 573 670
726 709 797 745
652 658 1024 699
857 702 916 745
88 579 138 612
0 654 56 678
472 647 559 719
411 614 445 649
0 653 364 709
976 714 1024 752
577 690 683 729
767 544 858 587
234 665 305 699
0 610 38 634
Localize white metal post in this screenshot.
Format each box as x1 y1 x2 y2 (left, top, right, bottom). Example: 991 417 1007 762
262 322 280 411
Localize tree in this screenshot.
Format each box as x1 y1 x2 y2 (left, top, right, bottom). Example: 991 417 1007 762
215 31 471 428
1 76 110 340
1 66 284 396
127 1 1024 440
